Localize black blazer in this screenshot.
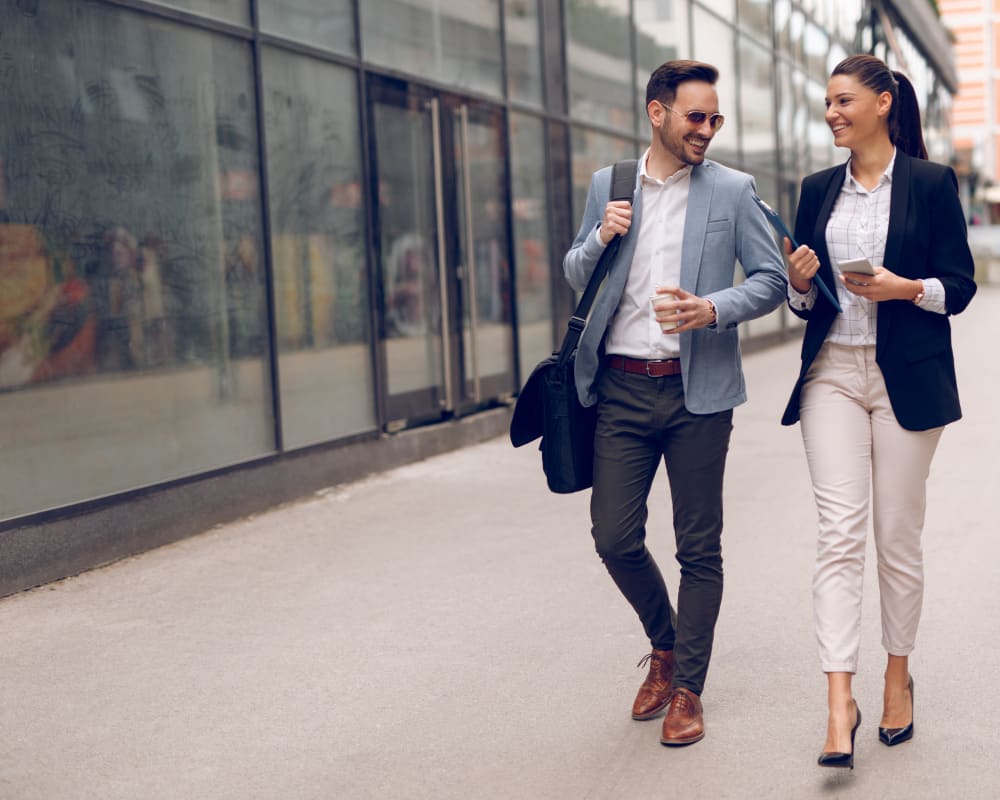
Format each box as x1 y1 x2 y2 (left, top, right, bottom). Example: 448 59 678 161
782 152 977 431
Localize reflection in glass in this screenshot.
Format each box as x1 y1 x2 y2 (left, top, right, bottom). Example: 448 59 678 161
697 0 734 18
737 0 771 43
738 36 776 172
361 0 503 98
505 0 544 106
566 0 634 131
807 79 835 170
372 97 445 405
774 0 793 57
803 22 829 81
0 0 271 520
790 68 810 176
692 7 737 166
259 0 355 56
147 0 248 25
452 106 514 403
634 0 690 136
509 113 553 375
262 50 374 449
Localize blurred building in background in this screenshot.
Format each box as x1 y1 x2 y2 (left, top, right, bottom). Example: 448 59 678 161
0 0 960 594
940 0 1000 222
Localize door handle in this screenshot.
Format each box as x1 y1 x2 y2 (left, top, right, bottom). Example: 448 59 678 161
428 97 454 411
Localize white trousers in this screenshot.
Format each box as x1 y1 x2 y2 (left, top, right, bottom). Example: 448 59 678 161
800 343 943 673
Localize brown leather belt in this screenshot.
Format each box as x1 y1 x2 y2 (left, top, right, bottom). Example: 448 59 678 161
606 355 682 377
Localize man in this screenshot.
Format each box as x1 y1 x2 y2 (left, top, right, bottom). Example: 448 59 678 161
564 60 786 746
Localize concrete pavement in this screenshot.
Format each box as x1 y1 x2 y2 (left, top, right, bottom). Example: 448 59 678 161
2 288 999 800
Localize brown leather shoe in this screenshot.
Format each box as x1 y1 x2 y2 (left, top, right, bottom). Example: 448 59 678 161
631 649 675 720
660 687 705 745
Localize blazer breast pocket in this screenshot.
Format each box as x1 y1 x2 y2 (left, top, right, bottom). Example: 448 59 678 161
706 218 730 234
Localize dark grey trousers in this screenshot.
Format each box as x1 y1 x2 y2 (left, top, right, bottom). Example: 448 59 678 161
590 366 733 695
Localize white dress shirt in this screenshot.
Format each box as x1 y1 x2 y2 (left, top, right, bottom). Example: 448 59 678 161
600 149 691 359
788 150 946 343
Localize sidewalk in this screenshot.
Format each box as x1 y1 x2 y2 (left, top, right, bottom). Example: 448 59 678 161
2 289 998 800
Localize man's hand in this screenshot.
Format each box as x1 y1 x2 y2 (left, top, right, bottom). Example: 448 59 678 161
653 286 717 333
599 200 633 244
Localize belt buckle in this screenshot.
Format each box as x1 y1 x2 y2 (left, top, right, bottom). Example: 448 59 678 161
645 359 662 377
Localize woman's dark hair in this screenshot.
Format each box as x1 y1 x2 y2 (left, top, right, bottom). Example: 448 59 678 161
646 60 719 107
831 55 928 160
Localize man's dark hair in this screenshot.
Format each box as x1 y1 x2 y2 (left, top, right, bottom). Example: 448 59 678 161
645 60 719 107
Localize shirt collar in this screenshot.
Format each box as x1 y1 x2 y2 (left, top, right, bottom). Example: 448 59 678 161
843 148 896 193
640 148 692 186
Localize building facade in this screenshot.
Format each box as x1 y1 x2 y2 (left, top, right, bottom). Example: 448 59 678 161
0 0 958 594
940 0 1000 220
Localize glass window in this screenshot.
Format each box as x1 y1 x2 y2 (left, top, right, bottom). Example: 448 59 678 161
803 22 829 82
790 68 811 177
261 50 375 449
692 7 738 166
0 1 272 521
837 0 865 45
827 41 847 77
777 60 807 179
505 0 544 107
696 0 733 17
634 0 691 137
149 0 249 25
565 0 634 132
737 0 771 44
807 79 835 169
510 113 554 374
774 0 792 58
259 0 356 56
738 36 776 173
569 128 637 231
360 0 503 98
787 8 806 67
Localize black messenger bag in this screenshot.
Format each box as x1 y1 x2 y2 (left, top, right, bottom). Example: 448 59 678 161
509 159 639 493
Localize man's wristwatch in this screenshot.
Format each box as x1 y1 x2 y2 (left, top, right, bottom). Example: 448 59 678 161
706 299 717 325
911 280 925 305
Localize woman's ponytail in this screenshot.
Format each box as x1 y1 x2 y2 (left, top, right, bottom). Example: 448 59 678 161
890 71 928 160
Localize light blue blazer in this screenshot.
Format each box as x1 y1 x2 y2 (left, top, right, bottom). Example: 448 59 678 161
564 159 787 413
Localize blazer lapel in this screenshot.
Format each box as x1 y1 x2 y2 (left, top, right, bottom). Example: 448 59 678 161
876 152 911 349
680 163 714 291
883 153 910 275
813 163 846 297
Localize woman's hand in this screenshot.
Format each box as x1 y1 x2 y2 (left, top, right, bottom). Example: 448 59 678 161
839 267 922 302
785 237 820 294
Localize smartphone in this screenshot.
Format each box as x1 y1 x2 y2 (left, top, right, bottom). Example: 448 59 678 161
838 257 875 275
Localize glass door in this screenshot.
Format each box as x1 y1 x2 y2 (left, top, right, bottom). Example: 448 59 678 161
368 77 515 429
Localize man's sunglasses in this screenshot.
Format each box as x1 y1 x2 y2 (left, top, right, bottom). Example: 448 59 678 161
659 102 725 132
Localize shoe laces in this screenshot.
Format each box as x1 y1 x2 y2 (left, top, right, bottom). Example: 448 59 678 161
669 689 695 713
636 651 667 669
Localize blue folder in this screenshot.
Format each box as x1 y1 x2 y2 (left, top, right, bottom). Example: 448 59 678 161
752 194 842 313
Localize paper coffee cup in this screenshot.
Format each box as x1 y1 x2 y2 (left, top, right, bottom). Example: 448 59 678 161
651 292 678 331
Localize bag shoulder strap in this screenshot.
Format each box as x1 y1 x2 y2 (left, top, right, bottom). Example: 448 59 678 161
557 158 639 363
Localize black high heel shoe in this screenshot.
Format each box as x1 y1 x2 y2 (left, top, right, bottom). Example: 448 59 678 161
818 700 861 770
879 675 914 746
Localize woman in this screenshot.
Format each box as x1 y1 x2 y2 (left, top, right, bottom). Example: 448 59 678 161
781 54 976 769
